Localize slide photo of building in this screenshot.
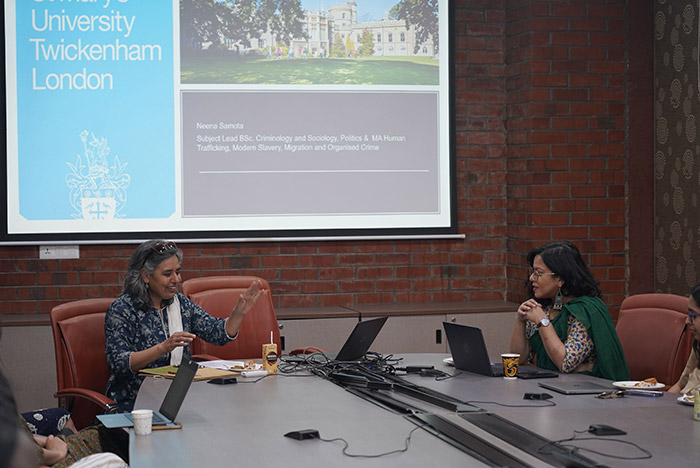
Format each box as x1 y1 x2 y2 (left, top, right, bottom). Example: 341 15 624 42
180 0 440 85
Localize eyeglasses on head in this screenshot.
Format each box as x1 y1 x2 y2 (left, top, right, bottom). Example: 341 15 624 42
151 241 177 255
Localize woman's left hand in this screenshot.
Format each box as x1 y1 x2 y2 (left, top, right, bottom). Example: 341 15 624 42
231 280 264 319
225 280 265 337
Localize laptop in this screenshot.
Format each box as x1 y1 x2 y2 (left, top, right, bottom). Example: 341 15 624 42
538 381 614 395
98 358 199 428
443 322 507 376
327 316 388 361
443 322 556 378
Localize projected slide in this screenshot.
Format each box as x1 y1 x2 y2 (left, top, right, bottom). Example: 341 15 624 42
3 0 454 242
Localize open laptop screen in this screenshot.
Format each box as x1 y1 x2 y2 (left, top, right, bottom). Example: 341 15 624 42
159 359 199 421
333 316 388 362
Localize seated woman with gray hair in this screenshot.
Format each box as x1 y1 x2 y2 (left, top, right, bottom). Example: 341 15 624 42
105 240 263 412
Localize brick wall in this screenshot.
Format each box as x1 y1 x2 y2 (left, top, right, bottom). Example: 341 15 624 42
0 1 650 318
503 0 629 309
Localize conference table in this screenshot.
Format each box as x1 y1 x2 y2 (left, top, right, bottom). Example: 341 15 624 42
129 354 700 467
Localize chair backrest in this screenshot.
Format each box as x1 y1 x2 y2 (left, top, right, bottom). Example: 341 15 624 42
616 293 691 384
50 298 115 428
182 276 281 360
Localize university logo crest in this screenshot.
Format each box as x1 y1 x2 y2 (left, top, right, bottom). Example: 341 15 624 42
65 131 130 220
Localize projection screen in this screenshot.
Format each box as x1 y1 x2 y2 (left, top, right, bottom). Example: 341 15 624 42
2 0 456 243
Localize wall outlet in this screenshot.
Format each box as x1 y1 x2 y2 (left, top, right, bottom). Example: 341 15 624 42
39 245 80 259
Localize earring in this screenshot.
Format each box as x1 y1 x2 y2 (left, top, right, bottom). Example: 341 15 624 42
553 288 563 310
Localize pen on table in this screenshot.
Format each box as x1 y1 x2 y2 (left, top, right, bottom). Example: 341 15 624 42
625 389 663 397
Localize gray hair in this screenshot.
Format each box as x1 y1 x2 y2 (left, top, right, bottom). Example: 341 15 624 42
123 239 183 310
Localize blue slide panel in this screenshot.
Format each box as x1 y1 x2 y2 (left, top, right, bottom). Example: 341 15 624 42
15 0 174 220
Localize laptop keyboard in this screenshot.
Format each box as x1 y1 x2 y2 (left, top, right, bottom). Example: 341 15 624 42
125 412 168 424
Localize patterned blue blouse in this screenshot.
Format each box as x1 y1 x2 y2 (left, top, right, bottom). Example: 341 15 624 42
104 292 233 411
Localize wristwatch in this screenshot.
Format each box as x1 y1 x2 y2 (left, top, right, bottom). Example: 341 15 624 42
537 317 551 328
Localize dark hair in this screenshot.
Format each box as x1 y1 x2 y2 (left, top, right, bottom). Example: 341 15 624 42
690 283 700 368
123 239 183 310
525 241 601 306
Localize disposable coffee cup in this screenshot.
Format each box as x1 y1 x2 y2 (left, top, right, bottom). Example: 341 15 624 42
501 353 520 380
131 409 153 435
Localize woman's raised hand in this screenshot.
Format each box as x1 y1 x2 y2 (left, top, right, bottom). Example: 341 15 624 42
232 279 264 318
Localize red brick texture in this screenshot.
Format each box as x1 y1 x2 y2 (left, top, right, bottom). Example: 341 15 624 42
504 0 629 312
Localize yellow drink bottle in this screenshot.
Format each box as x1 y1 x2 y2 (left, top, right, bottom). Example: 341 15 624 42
263 331 278 374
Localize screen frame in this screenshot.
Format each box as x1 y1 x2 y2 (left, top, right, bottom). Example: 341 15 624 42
0 0 457 245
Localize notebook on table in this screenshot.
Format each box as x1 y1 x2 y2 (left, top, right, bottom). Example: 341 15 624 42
443 322 557 378
326 316 388 361
98 358 199 428
139 364 235 381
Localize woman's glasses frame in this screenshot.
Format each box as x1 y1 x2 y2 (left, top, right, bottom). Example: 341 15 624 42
527 268 557 279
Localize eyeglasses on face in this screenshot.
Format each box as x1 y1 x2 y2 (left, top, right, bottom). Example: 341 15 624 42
150 241 177 255
528 267 557 279
687 308 700 322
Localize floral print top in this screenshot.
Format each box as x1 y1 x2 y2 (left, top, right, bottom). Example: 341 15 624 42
105 293 232 411
525 312 596 373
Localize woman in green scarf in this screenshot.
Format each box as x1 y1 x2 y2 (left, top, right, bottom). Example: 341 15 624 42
509 241 629 381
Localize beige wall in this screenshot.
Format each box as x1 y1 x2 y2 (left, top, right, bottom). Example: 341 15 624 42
1 325 57 412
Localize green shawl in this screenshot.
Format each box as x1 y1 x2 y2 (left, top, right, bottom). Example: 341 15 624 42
528 295 630 381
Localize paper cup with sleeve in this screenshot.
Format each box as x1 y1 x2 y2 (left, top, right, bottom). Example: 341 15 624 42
501 353 520 380
131 409 153 435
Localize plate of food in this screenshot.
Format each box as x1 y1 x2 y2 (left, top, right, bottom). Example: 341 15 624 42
677 394 695 406
443 357 454 366
226 360 263 372
612 378 665 390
